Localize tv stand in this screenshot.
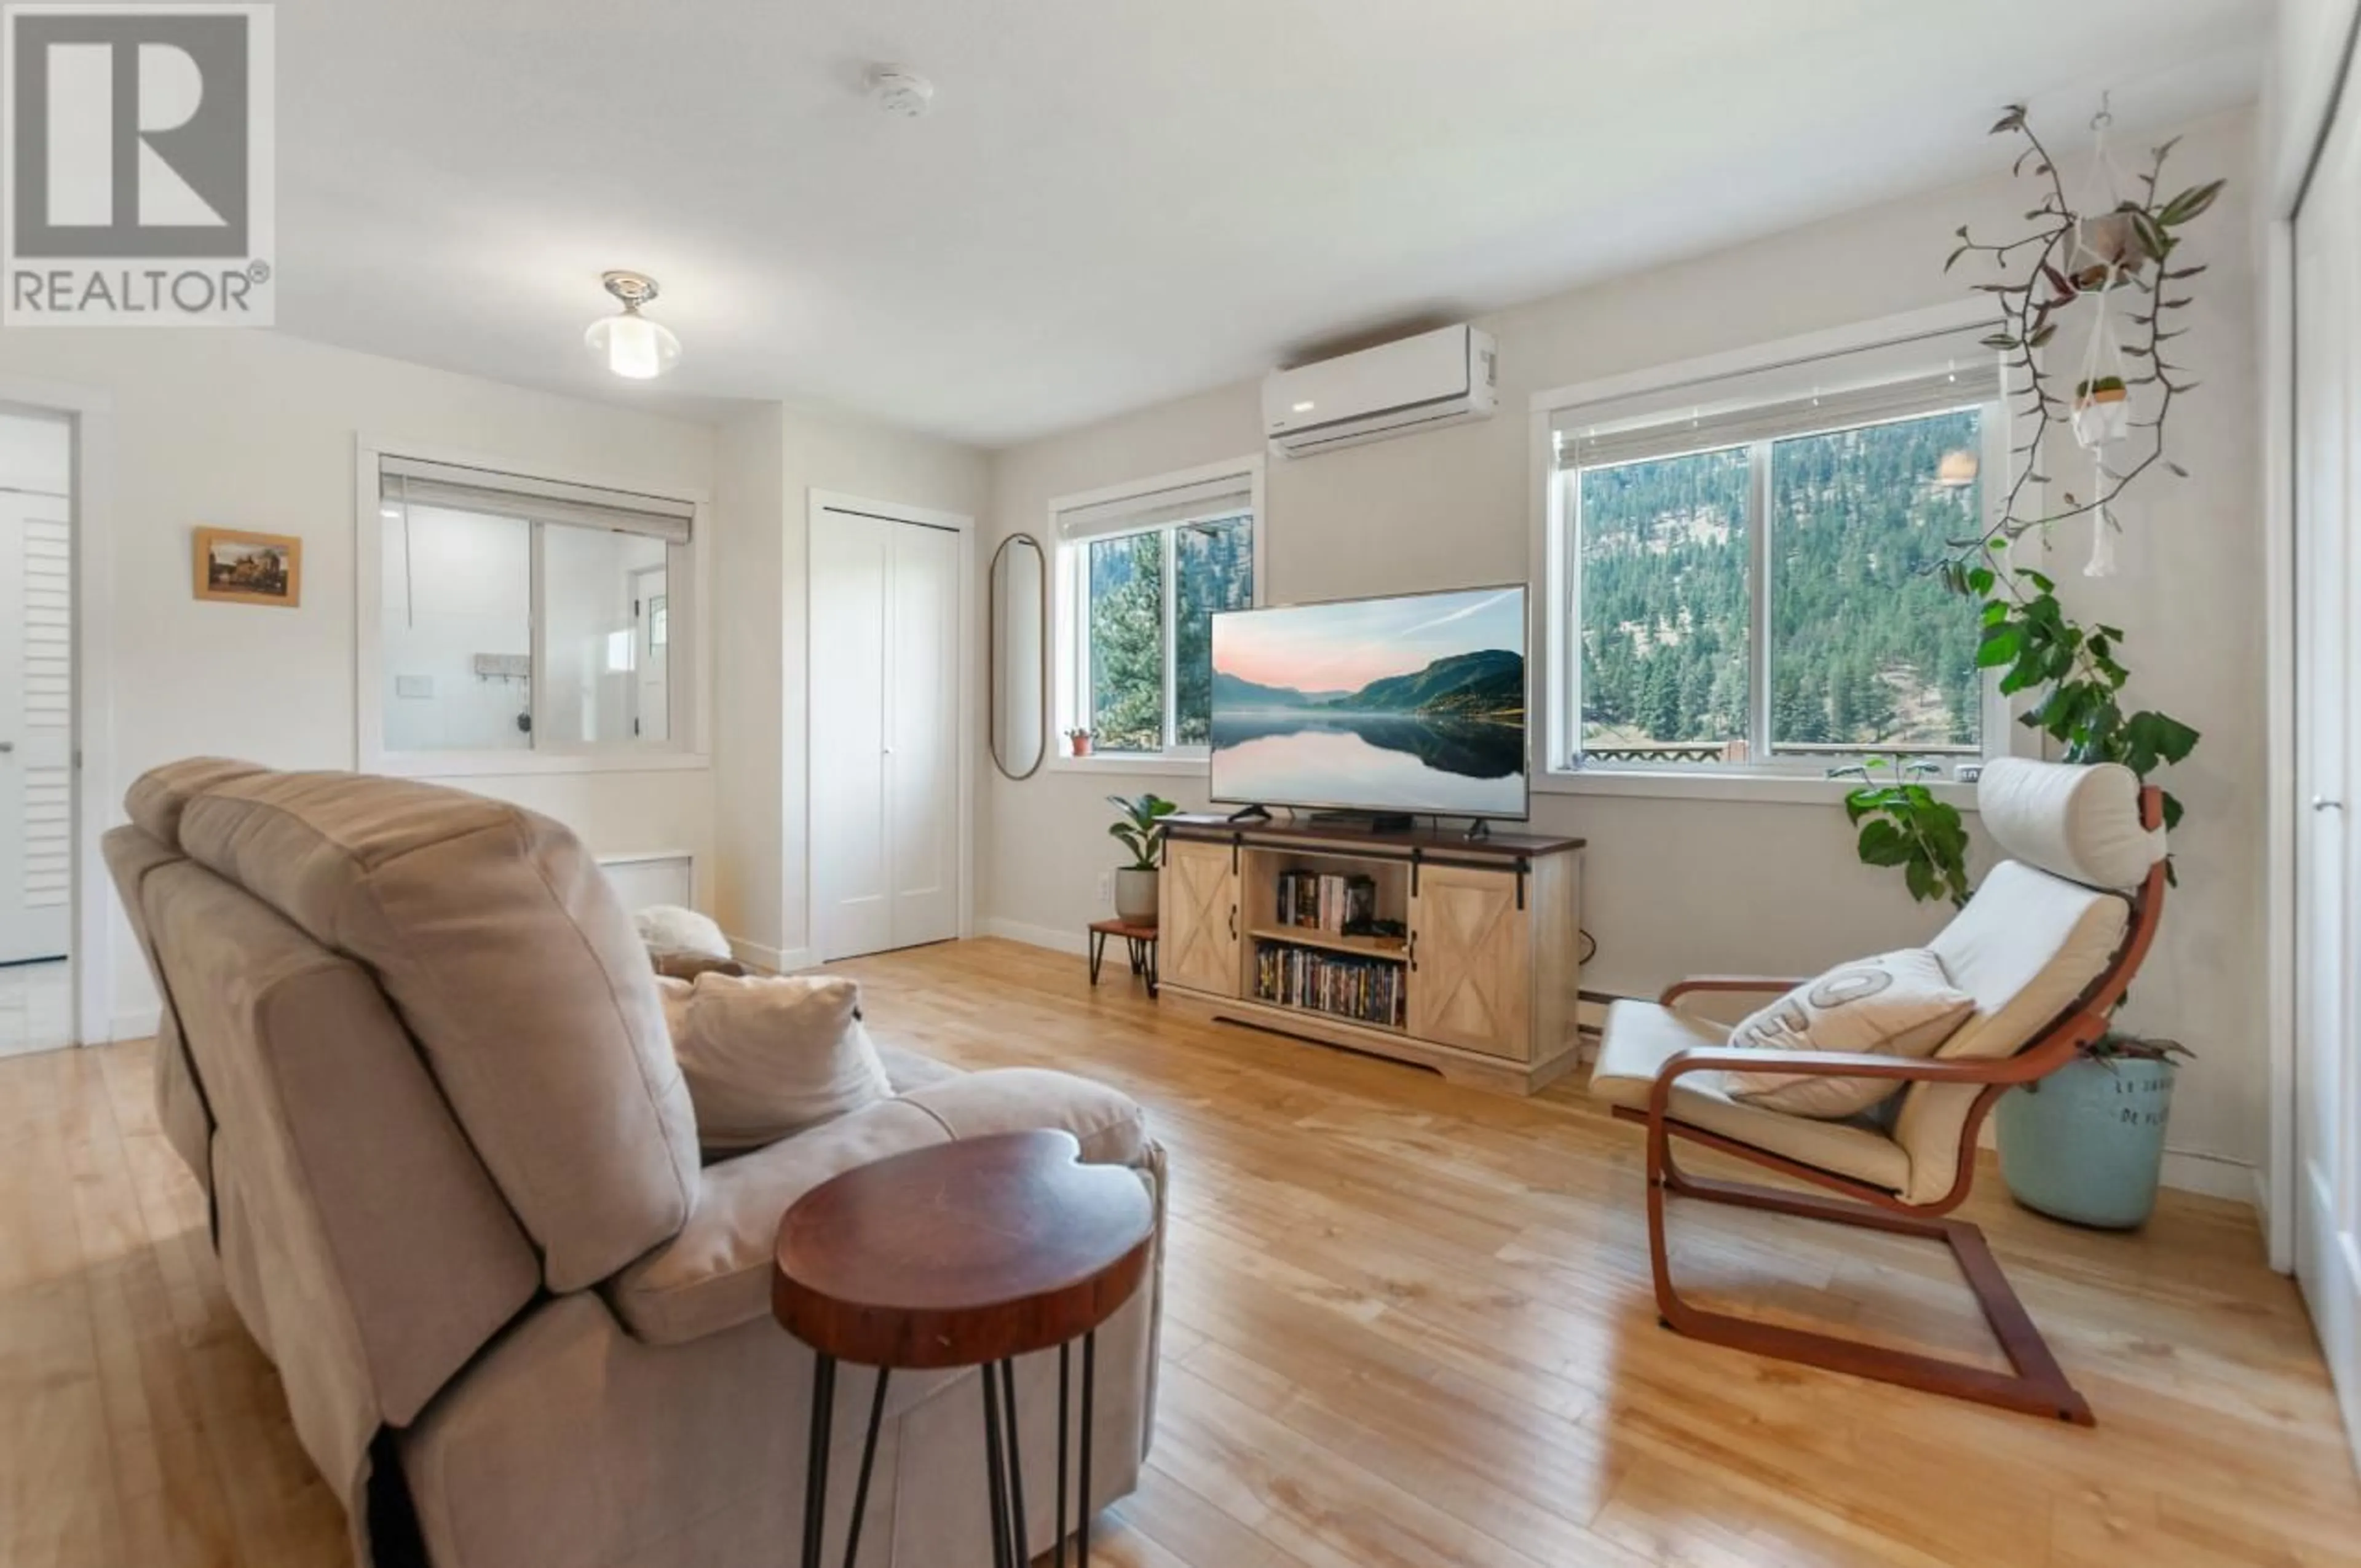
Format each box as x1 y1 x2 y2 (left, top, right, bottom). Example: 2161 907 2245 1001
1463 818 1492 842
1224 802 1273 824
1153 814 1586 1095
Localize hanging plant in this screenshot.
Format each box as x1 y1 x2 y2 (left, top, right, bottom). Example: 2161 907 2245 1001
1852 103 2214 904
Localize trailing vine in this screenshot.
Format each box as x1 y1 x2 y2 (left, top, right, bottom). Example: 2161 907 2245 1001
1844 105 2212 901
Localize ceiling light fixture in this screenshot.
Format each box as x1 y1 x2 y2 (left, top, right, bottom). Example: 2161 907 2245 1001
585 271 680 380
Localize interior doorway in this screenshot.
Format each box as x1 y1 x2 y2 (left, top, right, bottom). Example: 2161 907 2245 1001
0 409 73 1058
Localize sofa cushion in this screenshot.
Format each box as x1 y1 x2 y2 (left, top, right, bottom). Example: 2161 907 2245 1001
660 973 895 1154
1589 1000 1912 1192
170 768 700 1293
1720 949 1972 1119
124 756 267 847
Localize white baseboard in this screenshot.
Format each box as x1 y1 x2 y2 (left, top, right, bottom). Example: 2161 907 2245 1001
981 917 1090 957
2159 1147 2261 1205
729 937 818 974
728 936 785 973
109 1007 161 1043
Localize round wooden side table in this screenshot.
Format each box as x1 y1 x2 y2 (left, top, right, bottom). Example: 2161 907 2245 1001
772 1129 1156 1568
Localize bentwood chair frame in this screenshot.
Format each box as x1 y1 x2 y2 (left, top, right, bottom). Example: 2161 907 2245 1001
1610 785 2166 1425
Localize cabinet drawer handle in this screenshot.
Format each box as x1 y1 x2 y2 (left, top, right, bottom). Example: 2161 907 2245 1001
1408 930 1417 972
1228 905 1238 940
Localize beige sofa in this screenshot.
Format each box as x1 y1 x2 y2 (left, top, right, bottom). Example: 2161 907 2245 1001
103 760 1166 1568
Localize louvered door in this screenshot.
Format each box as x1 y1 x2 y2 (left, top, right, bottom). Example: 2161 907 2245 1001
0 491 71 964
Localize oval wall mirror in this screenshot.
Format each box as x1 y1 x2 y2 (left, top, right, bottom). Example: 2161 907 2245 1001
989 533 1048 780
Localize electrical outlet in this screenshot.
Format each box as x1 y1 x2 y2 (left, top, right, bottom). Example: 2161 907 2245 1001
1097 871 1113 906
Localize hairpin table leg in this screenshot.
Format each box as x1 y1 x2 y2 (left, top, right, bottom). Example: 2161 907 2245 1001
801 1353 835 1568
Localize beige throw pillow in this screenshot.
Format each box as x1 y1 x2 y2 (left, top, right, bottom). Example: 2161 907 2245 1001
659 973 894 1152
1721 948 1974 1119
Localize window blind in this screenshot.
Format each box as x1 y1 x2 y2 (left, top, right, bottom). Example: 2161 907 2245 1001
379 455 695 543
1552 331 2005 472
1055 472 1252 542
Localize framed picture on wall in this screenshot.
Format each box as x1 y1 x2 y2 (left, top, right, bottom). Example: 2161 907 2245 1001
193 527 303 608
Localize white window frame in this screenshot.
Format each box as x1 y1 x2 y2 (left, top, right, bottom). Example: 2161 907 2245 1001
1048 456 1266 776
1529 303 2021 805
356 436 713 777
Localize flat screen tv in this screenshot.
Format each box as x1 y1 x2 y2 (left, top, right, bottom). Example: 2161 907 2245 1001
1209 584 1529 820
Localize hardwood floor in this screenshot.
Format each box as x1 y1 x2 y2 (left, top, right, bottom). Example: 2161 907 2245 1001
4 935 2355 1567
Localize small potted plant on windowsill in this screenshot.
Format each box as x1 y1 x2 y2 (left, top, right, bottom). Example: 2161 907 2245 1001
1995 1029 2189 1229
1066 727 1093 758
1105 793 1177 923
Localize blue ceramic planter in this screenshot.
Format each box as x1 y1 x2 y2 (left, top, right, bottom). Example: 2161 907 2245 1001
1995 1056 2176 1229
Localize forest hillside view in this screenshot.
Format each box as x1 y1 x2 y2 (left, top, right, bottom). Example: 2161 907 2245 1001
1575 407 1985 761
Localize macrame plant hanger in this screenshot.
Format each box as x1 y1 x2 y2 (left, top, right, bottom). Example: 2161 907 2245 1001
2066 95 2134 578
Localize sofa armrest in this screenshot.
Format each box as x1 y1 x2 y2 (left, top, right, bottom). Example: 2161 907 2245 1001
606 1067 1155 1347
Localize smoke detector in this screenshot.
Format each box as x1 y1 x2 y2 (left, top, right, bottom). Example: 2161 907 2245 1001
866 66 935 119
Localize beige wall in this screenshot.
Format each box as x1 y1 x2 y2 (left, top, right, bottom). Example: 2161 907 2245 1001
710 403 988 967
0 328 718 1035
981 108 2264 1198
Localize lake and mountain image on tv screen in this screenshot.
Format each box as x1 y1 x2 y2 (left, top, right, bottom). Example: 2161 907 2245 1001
1209 585 1527 817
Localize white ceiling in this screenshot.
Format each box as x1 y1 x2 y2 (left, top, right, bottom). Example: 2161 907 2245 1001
277 0 2269 446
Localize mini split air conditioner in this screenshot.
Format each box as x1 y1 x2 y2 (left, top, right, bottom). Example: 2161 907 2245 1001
1262 324 1498 458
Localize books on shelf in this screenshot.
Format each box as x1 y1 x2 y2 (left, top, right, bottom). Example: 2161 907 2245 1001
1253 941 1406 1029
1276 869 1377 935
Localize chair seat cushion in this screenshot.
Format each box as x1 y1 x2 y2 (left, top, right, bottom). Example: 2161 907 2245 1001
1720 949 1973 1119
1589 1000 1912 1193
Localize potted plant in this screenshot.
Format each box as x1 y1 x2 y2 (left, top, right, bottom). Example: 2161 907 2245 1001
2072 374 2130 446
1105 793 1177 922
1995 1031 2189 1229
1066 727 1093 758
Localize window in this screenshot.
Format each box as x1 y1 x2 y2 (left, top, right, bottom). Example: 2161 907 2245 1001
1054 462 1261 762
371 454 698 762
1549 336 2004 775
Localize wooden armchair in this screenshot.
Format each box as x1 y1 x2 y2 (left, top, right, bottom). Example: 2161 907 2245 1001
1588 758 2168 1424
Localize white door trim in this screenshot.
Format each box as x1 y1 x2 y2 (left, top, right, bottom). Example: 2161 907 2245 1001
0 375 116 1048
2264 0 2361 1277
803 489 976 962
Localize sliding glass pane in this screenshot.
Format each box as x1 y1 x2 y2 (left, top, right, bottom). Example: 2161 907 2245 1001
1172 514 1254 746
380 503 532 752
1768 409 1983 755
1575 446 1750 763
540 523 672 748
1087 530 1165 753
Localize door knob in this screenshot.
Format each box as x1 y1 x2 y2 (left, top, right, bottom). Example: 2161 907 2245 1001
2314 796 2344 812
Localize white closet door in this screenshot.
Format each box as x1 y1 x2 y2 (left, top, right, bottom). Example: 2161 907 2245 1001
2294 74 2361 1466
810 505 962 962
0 491 73 965
884 520 960 949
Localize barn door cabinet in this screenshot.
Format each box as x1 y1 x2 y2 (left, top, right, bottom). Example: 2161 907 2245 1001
1156 817 1584 1095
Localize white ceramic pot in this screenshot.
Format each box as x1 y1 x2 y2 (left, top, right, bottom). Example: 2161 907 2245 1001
1115 867 1160 924
2072 394 2130 448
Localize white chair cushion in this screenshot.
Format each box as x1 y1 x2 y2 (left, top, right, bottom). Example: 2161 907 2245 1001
1976 758 2162 890
1589 1000 1912 1193
1721 949 1974 1119
1885 858 2132 1205
658 973 895 1154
